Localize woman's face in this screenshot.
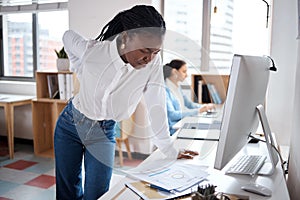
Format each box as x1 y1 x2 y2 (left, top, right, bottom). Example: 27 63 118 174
176 64 188 82
121 32 163 69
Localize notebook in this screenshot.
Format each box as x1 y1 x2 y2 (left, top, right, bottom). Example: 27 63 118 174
176 129 220 141
181 121 222 130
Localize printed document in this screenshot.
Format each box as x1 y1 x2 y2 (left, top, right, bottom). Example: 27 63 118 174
125 162 208 192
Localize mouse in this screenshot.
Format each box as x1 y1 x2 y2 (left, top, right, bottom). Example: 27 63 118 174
241 183 272 197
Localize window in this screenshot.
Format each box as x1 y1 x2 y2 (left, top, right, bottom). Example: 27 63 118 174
2 13 33 78
163 0 203 69
163 0 271 75
0 2 68 80
210 0 234 72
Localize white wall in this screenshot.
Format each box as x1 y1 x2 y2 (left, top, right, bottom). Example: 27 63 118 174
270 0 300 199
288 39 300 200
68 0 152 38
268 0 297 146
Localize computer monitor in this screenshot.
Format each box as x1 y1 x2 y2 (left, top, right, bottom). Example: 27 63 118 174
214 54 279 175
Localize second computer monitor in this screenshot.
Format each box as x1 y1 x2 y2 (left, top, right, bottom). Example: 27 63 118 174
214 54 275 171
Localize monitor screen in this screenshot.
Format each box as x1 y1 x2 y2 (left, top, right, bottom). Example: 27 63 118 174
214 54 275 171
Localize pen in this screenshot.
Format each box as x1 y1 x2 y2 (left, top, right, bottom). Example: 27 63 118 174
125 183 143 198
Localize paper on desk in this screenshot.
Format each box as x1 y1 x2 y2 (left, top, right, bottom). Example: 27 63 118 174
125 181 193 200
125 162 208 192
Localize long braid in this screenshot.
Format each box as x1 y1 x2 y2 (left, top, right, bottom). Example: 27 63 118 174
95 5 166 41
95 12 124 41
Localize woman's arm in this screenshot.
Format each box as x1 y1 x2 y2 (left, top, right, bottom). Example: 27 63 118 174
182 90 215 113
62 30 93 76
182 90 202 109
143 56 198 160
142 57 178 159
166 88 199 122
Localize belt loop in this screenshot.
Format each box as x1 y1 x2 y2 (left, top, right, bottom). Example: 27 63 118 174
67 97 74 104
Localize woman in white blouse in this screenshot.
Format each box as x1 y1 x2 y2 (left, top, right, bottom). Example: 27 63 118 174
163 59 215 135
54 5 198 200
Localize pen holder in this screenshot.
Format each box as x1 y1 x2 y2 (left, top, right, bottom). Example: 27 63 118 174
191 184 219 200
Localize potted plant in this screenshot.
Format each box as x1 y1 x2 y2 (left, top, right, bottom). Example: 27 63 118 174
55 47 69 71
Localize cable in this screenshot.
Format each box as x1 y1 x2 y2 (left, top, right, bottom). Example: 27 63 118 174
264 55 277 71
261 0 270 28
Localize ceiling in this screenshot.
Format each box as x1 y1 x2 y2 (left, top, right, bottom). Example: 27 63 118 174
0 0 67 6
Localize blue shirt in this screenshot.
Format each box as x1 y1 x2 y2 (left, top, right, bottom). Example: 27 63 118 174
165 85 201 135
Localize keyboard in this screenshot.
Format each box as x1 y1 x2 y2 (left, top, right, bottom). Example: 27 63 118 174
198 111 219 118
226 155 267 175
182 121 222 130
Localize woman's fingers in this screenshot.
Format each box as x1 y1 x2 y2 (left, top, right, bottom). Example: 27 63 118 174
177 149 199 159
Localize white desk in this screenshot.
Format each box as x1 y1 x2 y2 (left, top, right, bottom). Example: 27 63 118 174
0 94 35 159
101 117 290 200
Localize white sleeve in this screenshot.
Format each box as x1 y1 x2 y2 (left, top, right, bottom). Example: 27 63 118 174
143 56 178 159
62 30 97 77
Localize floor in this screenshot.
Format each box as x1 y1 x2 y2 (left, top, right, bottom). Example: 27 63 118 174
0 138 146 200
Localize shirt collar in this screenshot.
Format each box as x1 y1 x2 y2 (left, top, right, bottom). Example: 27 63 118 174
109 37 135 72
166 78 179 91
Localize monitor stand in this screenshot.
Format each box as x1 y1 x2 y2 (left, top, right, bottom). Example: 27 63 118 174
256 104 279 176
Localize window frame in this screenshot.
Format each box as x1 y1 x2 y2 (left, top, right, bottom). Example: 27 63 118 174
0 2 68 82
1 13 37 82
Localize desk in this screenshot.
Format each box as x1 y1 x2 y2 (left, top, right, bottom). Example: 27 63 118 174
100 117 290 200
101 141 289 199
0 94 34 159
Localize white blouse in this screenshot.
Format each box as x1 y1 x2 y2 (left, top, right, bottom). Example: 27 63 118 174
63 30 177 158
165 78 185 110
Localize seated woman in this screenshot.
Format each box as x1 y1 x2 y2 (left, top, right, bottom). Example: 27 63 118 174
163 59 215 135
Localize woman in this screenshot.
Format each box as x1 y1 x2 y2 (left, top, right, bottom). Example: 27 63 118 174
54 5 198 200
163 59 215 135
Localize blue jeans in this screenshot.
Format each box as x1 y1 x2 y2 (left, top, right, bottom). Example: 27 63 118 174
54 100 116 200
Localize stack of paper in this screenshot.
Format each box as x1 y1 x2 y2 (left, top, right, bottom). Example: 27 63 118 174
124 162 209 199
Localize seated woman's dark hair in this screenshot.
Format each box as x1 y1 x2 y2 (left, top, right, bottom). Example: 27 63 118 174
95 5 166 41
163 59 186 80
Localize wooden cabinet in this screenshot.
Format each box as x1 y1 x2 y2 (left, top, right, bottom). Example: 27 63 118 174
191 74 230 103
32 71 73 158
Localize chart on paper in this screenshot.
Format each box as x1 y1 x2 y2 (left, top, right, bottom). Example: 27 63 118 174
126 162 208 192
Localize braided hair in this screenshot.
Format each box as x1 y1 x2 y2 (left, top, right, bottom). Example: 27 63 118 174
163 59 186 80
95 5 166 41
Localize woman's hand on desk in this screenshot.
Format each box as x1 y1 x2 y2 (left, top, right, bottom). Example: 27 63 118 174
177 149 199 159
199 103 216 113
